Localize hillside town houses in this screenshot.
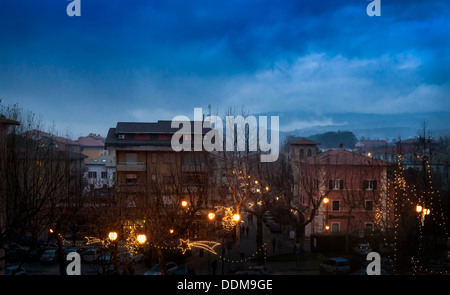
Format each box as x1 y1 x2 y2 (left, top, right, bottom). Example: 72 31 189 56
1 113 449 276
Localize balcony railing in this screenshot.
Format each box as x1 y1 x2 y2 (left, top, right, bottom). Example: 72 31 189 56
116 162 146 172
116 183 147 193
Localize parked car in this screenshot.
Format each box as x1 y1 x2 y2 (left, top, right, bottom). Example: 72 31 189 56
351 268 389 275
39 250 57 264
144 262 178 275
98 252 112 264
82 248 100 263
247 265 269 275
171 266 196 275
4 264 26 275
63 247 78 258
119 251 144 263
264 216 275 227
353 243 372 256
235 270 261 275
270 223 282 233
320 258 351 274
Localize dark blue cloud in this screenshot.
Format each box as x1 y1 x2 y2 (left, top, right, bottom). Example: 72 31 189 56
0 0 449 136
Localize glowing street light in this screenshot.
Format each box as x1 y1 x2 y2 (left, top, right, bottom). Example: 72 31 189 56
181 200 188 207
137 234 147 244
233 213 241 222
169 229 174 234
323 198 329 204
416 205 423 213
325 225 330 231
208 212 216 221
108 231 118 241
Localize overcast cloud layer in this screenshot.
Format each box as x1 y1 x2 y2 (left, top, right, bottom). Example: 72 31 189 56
0 0 449 137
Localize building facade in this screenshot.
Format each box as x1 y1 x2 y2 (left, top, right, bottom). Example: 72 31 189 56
105 121 215 240
84 154 116 190
298 149 390 238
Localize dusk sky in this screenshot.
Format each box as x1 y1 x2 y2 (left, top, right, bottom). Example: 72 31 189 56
1 0 449 138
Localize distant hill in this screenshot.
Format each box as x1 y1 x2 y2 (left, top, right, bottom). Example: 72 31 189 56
254 111 450 141
306 131 357 149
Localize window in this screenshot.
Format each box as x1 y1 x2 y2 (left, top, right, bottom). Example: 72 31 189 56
332 200 340 211
331 223 340 233
88 172 97 179
101 172 108 179
365 200 374 211
118 134 125 140
365 223 373 231
151 153 157 163
363 180 377 190
158 134 171 141
299 149 304 159
307 149 312 157
135 134 150 140
126 174 137 183
329 179 343 190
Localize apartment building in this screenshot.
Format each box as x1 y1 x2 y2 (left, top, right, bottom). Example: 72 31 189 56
104 120 216 239
294 148 390 237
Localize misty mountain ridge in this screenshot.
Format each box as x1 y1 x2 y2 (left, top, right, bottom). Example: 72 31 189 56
253 111 450 142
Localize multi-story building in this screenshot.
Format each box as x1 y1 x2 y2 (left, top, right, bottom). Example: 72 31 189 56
105 120 216 239
84 154 116 190
77 133 109 161
294 148 390 238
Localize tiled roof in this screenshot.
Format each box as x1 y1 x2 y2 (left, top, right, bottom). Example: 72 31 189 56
77 135 105 147
290 138 320 145
105 120 212 148
85 154 115 167
114 120 210 134
307 149 389 166
0 116 20 126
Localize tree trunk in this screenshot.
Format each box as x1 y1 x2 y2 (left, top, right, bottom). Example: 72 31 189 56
157 248 167 275
55 232 66 275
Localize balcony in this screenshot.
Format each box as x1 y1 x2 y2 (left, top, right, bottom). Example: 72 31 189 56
116 162 146 172
116 183 147 193
182 164 206 173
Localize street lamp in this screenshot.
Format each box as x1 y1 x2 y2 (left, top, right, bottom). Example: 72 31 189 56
208 212 216 221
233 213 241 223
323 198 329 232
181 200 188 207
108 231 118 242
416 205 423 213
137 234 147 245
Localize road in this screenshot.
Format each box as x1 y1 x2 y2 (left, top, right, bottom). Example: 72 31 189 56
10 213 324 275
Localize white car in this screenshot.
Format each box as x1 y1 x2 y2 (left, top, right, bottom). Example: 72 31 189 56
320 258 350 274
